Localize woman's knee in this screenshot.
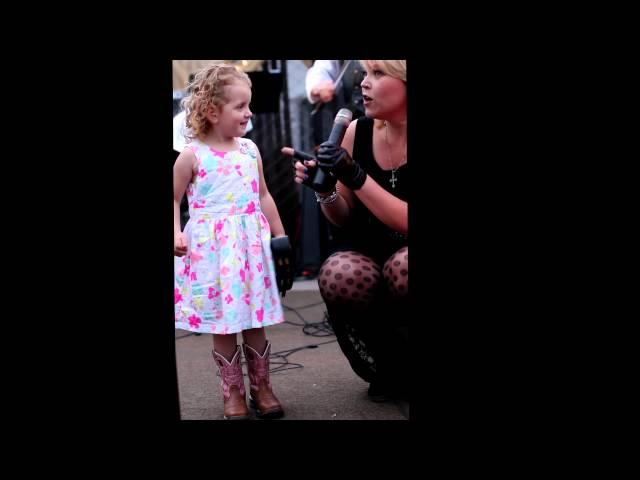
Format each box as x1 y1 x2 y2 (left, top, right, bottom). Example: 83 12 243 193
383 246 408 298
318 251 381 309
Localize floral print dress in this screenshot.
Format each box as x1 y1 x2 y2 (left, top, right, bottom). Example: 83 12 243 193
174 138 284 334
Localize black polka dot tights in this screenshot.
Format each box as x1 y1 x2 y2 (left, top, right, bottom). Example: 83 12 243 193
318 247 408 309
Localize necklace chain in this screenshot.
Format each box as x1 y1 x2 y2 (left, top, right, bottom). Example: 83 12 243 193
384 120 406 189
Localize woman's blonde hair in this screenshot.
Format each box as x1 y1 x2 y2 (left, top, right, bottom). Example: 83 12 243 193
181 63 252 141
359 60 406 82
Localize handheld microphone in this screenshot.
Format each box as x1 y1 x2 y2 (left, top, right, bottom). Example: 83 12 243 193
311 108 353 191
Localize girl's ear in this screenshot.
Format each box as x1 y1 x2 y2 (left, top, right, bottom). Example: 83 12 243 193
207 105 218 123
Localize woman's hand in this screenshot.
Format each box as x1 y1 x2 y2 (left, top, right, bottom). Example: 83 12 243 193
174 231 187 257
316 142 367 190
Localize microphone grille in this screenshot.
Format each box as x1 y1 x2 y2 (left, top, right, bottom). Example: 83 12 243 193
335 108 353 125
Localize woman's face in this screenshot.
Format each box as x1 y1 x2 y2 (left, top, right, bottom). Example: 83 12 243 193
360 62 406 120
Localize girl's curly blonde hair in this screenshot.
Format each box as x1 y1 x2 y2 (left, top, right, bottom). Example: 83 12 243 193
181 63 252 141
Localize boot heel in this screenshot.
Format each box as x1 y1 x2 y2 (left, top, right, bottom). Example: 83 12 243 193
249 394 283 418
257 408 284 419
242 342 285 420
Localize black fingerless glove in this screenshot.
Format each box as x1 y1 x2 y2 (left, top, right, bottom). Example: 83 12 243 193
316 142 367 190
304 161 337 194
270 235 294 297
292 149 337 194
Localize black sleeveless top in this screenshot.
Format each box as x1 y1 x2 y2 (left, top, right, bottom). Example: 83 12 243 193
329 117 408 263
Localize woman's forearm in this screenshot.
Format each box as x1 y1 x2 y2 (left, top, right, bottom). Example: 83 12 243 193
318 189 351 227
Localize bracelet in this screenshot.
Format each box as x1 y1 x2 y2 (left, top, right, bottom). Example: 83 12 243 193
315 186 339 204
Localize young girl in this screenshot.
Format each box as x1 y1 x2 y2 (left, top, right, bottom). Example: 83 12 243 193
174 63 287 420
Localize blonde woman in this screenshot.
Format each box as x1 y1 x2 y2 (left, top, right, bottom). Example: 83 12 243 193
283 60 408 402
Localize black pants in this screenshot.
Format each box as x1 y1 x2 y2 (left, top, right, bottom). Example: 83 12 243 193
326 290 409 397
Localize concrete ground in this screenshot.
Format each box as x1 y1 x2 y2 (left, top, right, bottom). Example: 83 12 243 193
175 280 409 420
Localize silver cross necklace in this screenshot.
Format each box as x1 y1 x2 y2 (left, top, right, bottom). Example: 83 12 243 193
384 120 406 189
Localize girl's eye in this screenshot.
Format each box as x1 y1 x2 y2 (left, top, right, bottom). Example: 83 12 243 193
373 69 384 77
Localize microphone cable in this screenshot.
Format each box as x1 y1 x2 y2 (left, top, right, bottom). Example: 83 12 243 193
283 300 334 337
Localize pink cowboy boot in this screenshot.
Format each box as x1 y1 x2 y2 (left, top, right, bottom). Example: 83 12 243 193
242 341 284 419
212 346 250 420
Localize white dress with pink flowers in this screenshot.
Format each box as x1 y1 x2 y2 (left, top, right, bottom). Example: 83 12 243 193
174 138 284 334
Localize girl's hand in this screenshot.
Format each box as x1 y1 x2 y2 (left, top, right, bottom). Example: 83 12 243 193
270 235 294 297
174 231 188 257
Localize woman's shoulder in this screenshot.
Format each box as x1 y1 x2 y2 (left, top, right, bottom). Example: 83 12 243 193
346 117 373 143
356 116 374 128
352 117 375 159
354 116 375 138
